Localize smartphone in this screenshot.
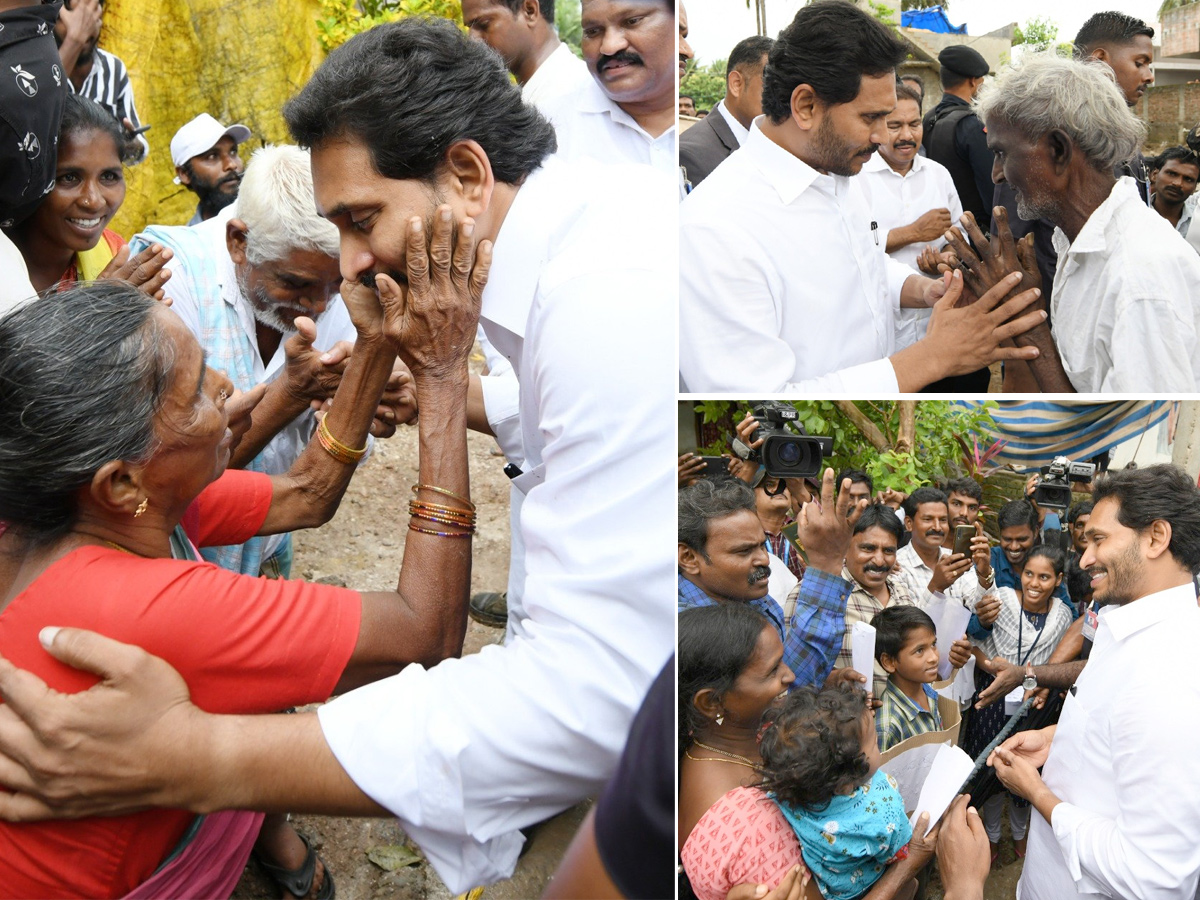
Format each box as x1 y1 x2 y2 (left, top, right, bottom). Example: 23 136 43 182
698 456 727 480
953 524 975 557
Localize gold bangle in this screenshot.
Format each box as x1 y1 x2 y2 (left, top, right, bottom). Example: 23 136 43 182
318 417 367 463
411 483 474 511
408 521 474 538
409 500 476 526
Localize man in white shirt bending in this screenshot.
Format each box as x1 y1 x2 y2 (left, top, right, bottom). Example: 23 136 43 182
678 0 1046 394
959 52 1200 392
859 81 962 351
990 464 1200 899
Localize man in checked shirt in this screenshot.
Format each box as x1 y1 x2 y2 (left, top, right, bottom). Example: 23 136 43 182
678 469 866 688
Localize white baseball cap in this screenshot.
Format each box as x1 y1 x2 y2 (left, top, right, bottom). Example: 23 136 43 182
171 114 251 182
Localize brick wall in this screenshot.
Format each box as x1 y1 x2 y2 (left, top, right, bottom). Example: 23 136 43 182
1163 4 1200 58
1141 82 1200 148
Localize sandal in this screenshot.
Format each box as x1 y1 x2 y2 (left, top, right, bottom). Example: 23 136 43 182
254 833 335 900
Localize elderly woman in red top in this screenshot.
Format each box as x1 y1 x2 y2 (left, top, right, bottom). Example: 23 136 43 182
0 209 489 899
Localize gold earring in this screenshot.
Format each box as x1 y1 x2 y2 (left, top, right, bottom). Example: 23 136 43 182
134 498 149 518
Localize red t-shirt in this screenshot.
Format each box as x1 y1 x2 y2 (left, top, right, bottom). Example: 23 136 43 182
0 470 362 899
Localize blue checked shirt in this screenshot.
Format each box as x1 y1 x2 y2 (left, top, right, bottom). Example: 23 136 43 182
678 568 850 688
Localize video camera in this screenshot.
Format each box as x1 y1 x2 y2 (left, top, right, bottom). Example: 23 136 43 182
731 401 833 480
1033 456 1096 511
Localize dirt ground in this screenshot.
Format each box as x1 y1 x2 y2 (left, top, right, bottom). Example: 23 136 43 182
232 357 587 900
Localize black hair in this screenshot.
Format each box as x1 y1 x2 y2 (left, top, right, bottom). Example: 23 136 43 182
1067 500 1094 525
283 17 556 185
1157 145 1200 173
998 498 1039 534
903 486 948 519
679 477 757 559
852 502 903 543
680 94 694 102
679 604 773 752
871 605 936 665
727 35 775 78
940 66 968 91
762 0 907 124
60 92 130 164
758 685 870 810
899 72 924 94
836 468 873 496
1018 543 1065 579
1074 12 1154 57
0 282 174 542
894 82 922 107
497 0 555 23
943 476 983 503
1091 465 1200 570
1065 555 1092 604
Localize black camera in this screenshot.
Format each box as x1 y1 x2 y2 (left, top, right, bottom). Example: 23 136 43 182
1034 456 1096 511
731 401 833 479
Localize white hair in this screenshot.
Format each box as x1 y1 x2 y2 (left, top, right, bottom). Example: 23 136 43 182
974 52 1146 173
236 144 340 266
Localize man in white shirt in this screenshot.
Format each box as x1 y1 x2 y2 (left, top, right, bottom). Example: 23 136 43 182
990 464 1200 899
0 19 676 895
677 0 1046 393
536 0 677 175
461 0 590 111
893 486 991 613
962 52 1200 392
859 82 962 349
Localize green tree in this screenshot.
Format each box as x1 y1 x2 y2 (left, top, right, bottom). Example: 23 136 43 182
557 0 583 59
317 0 463 53
1012 15 1057 52
901 0 948 10
681 58 728 112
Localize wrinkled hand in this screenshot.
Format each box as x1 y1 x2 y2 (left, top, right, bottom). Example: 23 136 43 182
798 468 867 574
282 319 347 405
929 552 971 593
922 269 1045 374
988 726 1054 770
937 795 990 898
906 811 939 865
378 207 491 378
942 209 1041 318
974 592 1001 628
948 636 972 670
725 865 810 900
679 452 706 488
97 243 173 302
917 246 958 278
910 208 954 244
0 628 210 821
974 656 1022 708
224 382 267 458
59 0 102 45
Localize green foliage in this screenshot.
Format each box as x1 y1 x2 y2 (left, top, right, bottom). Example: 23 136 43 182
317 0 464 53
1012 15 1057 51
557 0 583 58
868 0 897 28
692 400 999 494
901 0 947 10
681 58 728 112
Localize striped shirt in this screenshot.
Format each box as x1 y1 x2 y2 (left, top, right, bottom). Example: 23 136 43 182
876 679 943 752
975 586 1073 666
836 566 919 698
71 48 148 160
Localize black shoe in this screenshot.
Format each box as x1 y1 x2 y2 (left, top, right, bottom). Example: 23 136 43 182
469 591 507 628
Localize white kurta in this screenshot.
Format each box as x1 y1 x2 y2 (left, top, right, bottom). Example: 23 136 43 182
678 120 913 393
1018 583 1200 899
316 157 677 892
520 42 591 113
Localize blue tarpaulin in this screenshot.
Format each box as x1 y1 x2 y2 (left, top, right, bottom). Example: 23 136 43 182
901 6 967 34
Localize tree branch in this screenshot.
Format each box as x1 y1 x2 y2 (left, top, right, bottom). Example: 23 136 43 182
834 401 890 452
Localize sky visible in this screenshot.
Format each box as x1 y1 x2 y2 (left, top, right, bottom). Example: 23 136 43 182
685 0 1165 66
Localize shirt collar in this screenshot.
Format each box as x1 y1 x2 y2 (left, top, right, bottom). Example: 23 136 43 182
1100 581 1198 643
575 77 673 144
716 99 749 146
744 118 843 205
862 151 924 177
1053 176 1139 256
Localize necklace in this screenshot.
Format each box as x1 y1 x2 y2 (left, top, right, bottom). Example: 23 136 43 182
684 749 760 770
691 740 759 769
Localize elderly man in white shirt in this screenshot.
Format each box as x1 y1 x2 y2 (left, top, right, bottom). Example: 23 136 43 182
956 52 1200 393
990 465 1200 900
677 2 1045 394
859 82 962 349
536 0 677 175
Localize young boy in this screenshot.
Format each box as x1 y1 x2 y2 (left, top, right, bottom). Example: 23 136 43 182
871 606 966 751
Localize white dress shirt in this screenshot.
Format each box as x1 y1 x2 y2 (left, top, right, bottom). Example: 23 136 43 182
537 76 677 177
678 120 914 393
1018 583 1200 900
317 156 676 893
894 542 984 613
520 42 591 112
715 98 749 147
1050 177 1200 392
859 152 962 349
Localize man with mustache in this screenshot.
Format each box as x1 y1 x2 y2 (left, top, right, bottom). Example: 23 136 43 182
678 473 863 689
989 465 1200 898
536 0 679 174
171 114 250 226
1149 146 1200 244
895 486 993 615
860 83 961 353
678 0 1046 393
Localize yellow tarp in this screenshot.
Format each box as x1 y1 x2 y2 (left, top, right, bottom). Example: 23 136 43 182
100 0 326 238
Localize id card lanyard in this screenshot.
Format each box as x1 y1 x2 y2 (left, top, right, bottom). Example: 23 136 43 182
1017 602 1048 666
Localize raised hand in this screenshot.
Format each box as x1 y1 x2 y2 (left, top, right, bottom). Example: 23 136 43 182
678 452 706 488
799 468 867 574
98 243 173 302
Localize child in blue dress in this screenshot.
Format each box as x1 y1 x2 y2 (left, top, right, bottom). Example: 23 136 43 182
758 685 913 900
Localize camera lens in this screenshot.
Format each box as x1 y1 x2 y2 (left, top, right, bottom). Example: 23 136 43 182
778 442 801 466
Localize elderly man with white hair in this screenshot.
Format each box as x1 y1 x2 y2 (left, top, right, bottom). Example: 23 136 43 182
945 52 1200 393
129 144 410 578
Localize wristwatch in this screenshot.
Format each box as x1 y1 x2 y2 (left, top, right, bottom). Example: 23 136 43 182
1023 666 1037 692
979 569 995 588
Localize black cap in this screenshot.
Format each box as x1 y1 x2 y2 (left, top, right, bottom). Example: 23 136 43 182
938 45 989 79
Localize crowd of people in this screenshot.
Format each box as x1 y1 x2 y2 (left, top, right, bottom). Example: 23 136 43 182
0 0 680 898
678 411 1200 899
678 1 1200 394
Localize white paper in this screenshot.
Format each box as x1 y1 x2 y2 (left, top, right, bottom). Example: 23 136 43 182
934 601 973 680
1005 684 1025 716
879 741 947 812
851 620 876 690
937 655 977 706
908 744 975 836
